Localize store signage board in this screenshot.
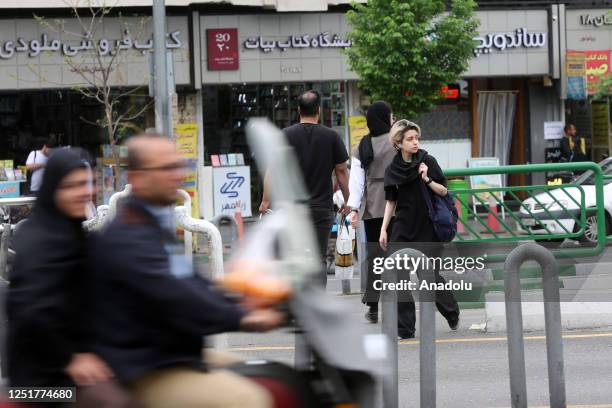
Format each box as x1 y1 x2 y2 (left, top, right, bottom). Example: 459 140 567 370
207 28 239 70
473 28 546 57
0 30 182 59
213 166 252 217
579 11 612 27
243 32 352 53
544 121 565 140
585 50 611 94
467 157 504 205
0 181 19 198
566 51 588 100
348 116 368 152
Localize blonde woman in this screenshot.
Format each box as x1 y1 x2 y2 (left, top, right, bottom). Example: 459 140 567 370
379 120 459 339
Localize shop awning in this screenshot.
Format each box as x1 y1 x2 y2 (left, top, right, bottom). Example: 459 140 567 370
3 0 364 11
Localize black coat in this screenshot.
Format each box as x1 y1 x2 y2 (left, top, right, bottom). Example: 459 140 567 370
560 136 589 162
7 148 91 387
90 197 246 383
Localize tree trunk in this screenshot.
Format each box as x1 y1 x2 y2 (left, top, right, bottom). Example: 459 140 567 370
106 121 122 192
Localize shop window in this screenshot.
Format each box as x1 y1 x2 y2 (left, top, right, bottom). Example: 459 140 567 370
202 81 348 212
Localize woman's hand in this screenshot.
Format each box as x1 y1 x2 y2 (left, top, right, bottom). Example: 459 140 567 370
419 162 429 182
379 230 388 251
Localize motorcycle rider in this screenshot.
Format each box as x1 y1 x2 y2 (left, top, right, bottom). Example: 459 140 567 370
90 133 283 407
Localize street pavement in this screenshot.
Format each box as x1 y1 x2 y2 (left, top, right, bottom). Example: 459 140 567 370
203 224 612 407
220 283 612 408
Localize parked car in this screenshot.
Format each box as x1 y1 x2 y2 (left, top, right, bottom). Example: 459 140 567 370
517 158 612 243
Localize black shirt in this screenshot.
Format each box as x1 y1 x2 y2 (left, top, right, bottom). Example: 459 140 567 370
284 123 349 210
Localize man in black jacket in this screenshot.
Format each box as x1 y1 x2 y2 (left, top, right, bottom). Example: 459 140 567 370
560 123 589 163
91 134 281 407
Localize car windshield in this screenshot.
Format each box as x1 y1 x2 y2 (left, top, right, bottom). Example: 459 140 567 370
574 159 612 185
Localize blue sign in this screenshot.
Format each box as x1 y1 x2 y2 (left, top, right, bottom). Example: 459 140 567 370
220 172 245 198
567 76 587 100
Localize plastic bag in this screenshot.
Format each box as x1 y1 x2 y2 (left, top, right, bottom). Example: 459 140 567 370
335 215 355 279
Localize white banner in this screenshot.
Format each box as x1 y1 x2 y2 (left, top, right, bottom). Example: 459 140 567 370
213 166 252 217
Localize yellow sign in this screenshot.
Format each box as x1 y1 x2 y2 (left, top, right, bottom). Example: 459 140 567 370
174 123 200 250
348 116 369 152
592 102 609 147
174 123 198 159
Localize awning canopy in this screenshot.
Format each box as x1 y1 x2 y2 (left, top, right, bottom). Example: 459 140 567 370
3 0 362 11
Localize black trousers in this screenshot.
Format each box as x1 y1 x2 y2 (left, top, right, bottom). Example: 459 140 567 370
397 271 460 338
360 218 459 336
310 208 334 287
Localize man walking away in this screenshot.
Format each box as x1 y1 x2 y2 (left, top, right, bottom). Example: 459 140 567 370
259 90 350 286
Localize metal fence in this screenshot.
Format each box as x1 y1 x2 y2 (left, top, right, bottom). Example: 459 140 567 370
444 162 607 261
381 243 566 408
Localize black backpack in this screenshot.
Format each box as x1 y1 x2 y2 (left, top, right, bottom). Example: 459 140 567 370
418 179 458 242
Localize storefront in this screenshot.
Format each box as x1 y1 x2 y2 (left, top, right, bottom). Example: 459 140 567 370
464 9 559 187
196 12 356 215
563 8 612 162
0 14 192 202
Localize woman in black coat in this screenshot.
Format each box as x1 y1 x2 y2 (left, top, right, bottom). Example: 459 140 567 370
379 120 460 339
6 148 138 407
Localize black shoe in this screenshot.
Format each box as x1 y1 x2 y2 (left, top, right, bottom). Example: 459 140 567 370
365 310 378 324
398 331 415 340
448 317 460 331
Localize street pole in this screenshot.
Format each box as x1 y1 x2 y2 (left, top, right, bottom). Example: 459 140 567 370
153 0 171 137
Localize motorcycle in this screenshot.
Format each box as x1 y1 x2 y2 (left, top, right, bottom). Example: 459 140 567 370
216 118 388 407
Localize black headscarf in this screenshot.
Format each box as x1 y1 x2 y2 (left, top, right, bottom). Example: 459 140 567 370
358 101 392 169
32 147 92 220
384 149 428 187
7 147 93 387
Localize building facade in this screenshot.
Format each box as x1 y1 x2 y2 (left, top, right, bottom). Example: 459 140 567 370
2 1 610 212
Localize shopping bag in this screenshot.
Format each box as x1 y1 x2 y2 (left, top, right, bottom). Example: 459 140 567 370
335 215 355 279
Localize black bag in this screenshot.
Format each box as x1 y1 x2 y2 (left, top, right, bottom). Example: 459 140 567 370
418 179 458 242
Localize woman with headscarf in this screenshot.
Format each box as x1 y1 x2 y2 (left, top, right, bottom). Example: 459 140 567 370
6 148 136 406
347 101 396 323
379 120 460 339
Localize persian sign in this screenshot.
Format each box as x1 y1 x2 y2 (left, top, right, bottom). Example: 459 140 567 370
473 28 546 57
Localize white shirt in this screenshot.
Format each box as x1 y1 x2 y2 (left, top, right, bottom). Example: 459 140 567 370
347 156 366 209
26 150 48 192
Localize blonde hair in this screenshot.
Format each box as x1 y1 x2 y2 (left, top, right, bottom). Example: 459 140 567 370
389 119 421 151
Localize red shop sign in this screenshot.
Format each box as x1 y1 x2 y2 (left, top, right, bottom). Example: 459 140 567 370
207 28 239 71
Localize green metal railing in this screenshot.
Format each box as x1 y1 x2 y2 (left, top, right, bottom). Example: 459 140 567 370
443 162 606 260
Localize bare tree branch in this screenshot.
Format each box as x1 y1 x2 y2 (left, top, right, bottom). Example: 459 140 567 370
121 100 154 122
114 85 147 100
78 115 103 128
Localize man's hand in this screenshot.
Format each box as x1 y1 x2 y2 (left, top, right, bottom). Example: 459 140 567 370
339 203 350 216
65 353 114 386
240 309 285 332
259 200 270 215
349 210 359 229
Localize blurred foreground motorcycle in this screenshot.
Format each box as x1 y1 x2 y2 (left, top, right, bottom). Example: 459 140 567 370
216 119 388 407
